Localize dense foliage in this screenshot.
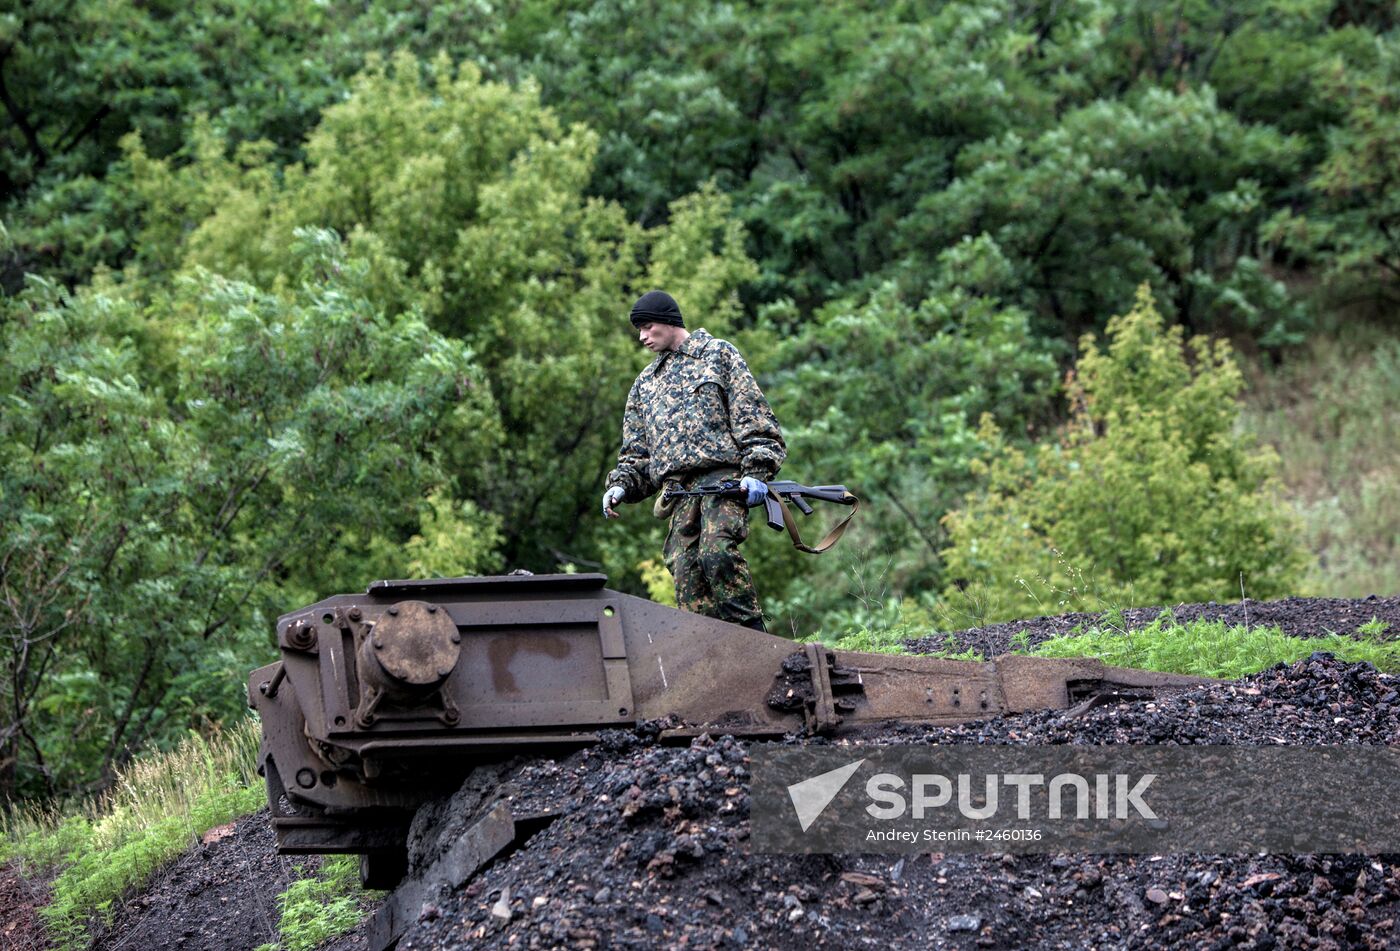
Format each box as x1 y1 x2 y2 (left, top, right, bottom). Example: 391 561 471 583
941 287 1308 622
2 0 1394 800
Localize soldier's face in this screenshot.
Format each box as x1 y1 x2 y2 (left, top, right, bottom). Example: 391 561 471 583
637 321 683 352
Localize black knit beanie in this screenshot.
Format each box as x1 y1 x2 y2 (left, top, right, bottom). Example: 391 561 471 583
629 290 685 328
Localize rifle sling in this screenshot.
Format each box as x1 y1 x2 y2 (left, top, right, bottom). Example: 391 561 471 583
766 483 859 554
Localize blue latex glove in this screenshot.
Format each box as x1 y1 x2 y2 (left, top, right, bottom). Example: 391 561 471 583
739 477 768 507
602 486 625 518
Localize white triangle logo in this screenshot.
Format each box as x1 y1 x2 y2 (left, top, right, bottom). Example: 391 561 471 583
787 759 865 832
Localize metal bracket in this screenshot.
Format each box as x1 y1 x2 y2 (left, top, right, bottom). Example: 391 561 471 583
800 644 864 734
804 643 838 733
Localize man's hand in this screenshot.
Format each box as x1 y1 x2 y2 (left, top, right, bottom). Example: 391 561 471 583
739 477 768 507
602 486 625 518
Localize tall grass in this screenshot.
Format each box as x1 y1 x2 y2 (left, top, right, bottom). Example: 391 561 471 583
1242 325 1400 598
1 718 265 950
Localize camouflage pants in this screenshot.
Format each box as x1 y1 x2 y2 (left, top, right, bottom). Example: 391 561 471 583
662 473 763 628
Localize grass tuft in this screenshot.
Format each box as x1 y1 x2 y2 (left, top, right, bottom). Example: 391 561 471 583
1028 611 1400 679
1242 327 1400 599
810 625 984 659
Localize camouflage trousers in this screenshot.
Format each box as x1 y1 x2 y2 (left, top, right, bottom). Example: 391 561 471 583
661 471 764 628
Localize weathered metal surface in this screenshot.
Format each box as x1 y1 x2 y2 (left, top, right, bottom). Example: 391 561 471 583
354 599 462 729
363 600 460 688
248 572 1213 880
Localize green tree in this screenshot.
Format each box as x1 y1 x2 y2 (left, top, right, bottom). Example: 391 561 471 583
121 51 756 571
755 236 1059 619
897 87 1309 343
0 0 379 286
1265 44 1400 312
940 286 1309 623
0 232 493 798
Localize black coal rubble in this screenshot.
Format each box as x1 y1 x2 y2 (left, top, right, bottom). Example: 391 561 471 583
873 653 1400 748
395 655 1400 951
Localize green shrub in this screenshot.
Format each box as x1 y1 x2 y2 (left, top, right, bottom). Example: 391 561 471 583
757 239 1060 629
940 286 1310 623
1358 617 1392 639
798 594 983 660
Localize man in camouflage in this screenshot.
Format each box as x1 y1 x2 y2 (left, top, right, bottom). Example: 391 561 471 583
601 290 785 632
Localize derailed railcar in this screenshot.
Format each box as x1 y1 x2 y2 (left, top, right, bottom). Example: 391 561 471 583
248 572 1208 897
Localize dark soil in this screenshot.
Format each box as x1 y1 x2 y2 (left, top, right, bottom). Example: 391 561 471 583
86 811 306 951
0 860 49 951
908 594 1400 658
14 594 1400 951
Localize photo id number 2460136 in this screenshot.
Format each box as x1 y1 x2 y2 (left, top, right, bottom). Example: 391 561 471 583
974 829 1043 842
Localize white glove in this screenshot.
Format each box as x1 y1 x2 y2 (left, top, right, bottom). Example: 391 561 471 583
739 477 768 506
602 486 625 518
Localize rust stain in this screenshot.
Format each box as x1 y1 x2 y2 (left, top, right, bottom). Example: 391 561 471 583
487 634 573 693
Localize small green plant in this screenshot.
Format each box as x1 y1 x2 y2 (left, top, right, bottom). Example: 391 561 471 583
1030 613 1400 679
1357 616 1391 639
804 624 908 655
934 582 997 632
263 855 377 951
1010 630 1032 651
924 634 984 662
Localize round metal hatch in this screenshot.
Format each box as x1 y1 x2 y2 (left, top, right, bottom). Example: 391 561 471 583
370 600 461 686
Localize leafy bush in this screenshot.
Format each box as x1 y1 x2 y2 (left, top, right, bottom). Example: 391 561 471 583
755 237 1060 627
941 286 1310 623
122 50 757 574
0 234 489 798
1265 42 1400 309
900 87 1310 343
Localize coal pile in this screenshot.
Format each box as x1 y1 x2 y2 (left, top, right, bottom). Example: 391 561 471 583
877 653 1400 747
395 655 1400 951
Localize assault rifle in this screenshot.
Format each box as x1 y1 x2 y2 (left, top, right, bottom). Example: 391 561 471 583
661 480 860 554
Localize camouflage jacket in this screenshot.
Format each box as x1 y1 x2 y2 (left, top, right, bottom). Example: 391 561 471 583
606 329 786 502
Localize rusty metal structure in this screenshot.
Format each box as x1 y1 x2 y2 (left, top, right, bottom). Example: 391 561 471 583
248 573 1209 944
